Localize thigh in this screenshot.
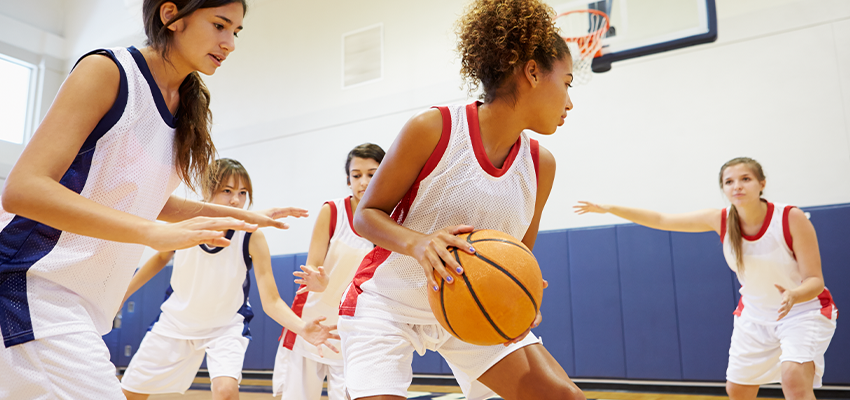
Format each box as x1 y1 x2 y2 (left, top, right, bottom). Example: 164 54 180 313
726 316 782 386
338 316 415 399
0 331 124 400
204 332 249 382
121 332 205 394
777 313 836 388
475 343 583 400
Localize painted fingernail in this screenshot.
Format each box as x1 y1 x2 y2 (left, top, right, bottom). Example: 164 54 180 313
433 285 439 291
469 246 475 252
446 275 453 283
456 267 463 274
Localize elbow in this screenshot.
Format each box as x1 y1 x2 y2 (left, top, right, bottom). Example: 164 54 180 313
1 181 26 215
353 209 369 237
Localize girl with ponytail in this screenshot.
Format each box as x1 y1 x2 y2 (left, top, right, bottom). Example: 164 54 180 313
0 1 305 399
575 157 837 400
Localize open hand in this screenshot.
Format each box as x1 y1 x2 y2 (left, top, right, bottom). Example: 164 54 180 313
300 316 340 357
775 284 798 320
294 265 329 294
145 217 257 251
411 225 476 292
249 207 310 229
573 201 609 215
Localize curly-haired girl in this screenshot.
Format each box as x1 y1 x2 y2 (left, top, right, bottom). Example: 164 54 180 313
336 1 584 399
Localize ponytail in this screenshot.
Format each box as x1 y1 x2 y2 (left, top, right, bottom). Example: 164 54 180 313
174 72 215 192
728 204 745 274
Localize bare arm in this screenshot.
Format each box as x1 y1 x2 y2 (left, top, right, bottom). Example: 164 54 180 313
2 55 255 251
293 203 332 293
353 109 474 292
775 208 825 320
123 251 174 304
158 195 308 229
521 145 556 251
574 202 722 234
249 230 339 355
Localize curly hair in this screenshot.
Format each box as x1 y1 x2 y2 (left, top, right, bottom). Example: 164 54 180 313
456 0 570 104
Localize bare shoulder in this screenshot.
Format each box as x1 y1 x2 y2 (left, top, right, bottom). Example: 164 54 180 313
397 108 443 148
70 53 121 87
787 207 814 231
537 144 556 173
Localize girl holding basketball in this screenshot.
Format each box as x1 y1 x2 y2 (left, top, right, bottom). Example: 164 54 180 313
273 143 385 400
120 158 338 400
0 1 305 399
574 157 837 400
338 1 584 399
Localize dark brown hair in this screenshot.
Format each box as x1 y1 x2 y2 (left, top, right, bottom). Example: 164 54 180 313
456 0 571 104
719 157 766 273
345 143 385 185
203 158 253 206
142 0 247 192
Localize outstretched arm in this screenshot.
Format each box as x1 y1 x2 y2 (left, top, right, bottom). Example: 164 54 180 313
249 230 339 356
158 195 308 230
775 208 825 320
293 203 333 294
123 251 174 304
574 202 722 234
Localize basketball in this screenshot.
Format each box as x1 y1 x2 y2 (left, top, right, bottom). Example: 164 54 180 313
427 229 544 346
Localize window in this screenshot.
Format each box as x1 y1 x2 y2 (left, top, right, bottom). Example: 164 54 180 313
0 54 36 144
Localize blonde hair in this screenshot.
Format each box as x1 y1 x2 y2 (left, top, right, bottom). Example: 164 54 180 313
719 157 765 273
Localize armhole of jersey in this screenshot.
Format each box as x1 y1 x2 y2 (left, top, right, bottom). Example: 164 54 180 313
530 139 540 186
419 106 452 182
242 232 253 270
720 208 727 243
326 201 338 240
782 205 796 257
72 49 128 154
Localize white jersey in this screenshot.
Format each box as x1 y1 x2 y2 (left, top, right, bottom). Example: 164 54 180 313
150 230 254 340
0 46 180 347
340 102 540 324
282 196 373 363
722 201 837 323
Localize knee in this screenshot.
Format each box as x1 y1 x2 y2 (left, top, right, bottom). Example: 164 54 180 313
781 367 814 400
726 381 756 400
211 379 239 400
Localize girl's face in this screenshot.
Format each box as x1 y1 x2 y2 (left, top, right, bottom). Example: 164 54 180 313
210 175 249 209
526 56 574 135
168 2 244 75
722 164 766 207
348 157 380 202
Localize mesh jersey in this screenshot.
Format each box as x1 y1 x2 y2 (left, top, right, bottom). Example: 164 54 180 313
150 230 254 340
0 46 181 347
340 102 540 324
282 196 374 363
721 202 837 322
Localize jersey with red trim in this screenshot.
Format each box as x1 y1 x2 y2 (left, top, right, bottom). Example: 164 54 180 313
339 102 540 324
721 202 837 322
282 197 373 363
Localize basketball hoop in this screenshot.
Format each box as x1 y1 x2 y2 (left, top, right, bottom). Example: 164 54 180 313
554 9 609 85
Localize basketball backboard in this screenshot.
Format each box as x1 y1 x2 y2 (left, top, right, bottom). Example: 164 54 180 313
552 0 717 73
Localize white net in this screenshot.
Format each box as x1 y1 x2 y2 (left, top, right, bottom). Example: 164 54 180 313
554 10 609 85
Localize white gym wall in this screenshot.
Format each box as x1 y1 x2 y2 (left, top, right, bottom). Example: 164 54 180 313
1 0 848 255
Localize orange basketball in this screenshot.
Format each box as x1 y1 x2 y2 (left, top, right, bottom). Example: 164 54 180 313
427 229 544 346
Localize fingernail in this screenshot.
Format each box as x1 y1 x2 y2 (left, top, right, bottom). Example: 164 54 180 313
456 267 463 274
433 285 439 292
469 246 475 252
446 276 453 283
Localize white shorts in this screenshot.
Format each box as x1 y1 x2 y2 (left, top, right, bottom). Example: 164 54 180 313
727 310 837 387
338 315 540 400
120 329 250 395
273 341 345 400
0 330 123 400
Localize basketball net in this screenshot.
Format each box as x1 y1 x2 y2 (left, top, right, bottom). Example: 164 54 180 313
554 9 610 85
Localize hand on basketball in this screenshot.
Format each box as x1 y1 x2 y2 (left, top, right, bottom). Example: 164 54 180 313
294 265 329 294
505 310 543 346
299 316 340 357
144 217 258 251
412 225 476 292
573 201 610 215
249 207 310 229
775 284 798 321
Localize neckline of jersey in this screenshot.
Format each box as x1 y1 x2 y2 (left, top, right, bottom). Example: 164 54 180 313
466 101 522 178
199 229 236 253
127 46 177 128
741 201 774 242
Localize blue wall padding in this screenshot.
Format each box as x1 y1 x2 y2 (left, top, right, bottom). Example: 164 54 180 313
104 203 849 386
670 231 735 381
568 226 627 378
616 226 683 380
532 229 575 376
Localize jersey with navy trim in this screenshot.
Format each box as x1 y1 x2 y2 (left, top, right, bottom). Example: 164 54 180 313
282 196 373 363
340 102 539 324
151 230 254 340
0 46 180 347
722 202 837 322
